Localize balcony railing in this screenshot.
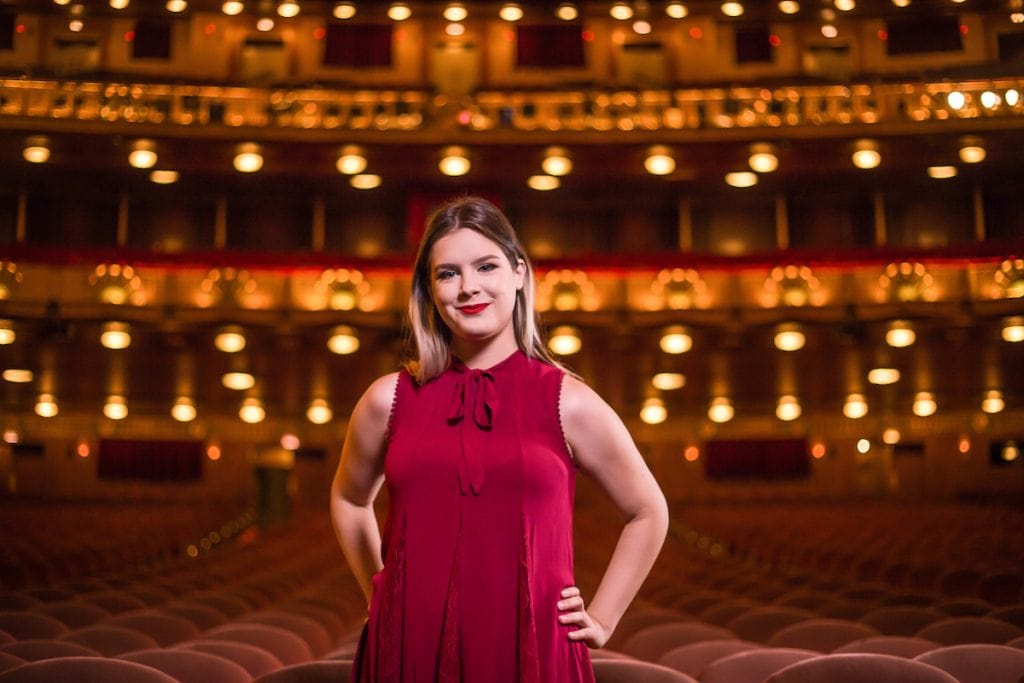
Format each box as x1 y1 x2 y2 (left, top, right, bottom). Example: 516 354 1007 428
2 77 1022 134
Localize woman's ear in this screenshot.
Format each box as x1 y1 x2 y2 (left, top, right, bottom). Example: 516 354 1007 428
514 258 526 290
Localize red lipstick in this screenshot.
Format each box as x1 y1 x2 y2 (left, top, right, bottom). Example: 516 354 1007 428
456 303 490 315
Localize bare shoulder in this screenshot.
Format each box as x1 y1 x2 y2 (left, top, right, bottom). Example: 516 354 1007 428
355 371 401 429
559 373 618 441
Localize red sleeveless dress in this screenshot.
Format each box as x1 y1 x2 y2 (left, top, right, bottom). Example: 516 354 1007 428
352 349 595 682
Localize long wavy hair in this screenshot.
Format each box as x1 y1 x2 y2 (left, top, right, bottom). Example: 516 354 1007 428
404 196 569 384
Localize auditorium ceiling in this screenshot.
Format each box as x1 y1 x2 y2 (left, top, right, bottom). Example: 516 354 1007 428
0 0 1022 448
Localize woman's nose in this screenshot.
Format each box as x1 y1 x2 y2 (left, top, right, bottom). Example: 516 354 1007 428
460 272 480 295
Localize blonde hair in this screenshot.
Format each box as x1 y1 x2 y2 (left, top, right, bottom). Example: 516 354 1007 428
404 196 569 384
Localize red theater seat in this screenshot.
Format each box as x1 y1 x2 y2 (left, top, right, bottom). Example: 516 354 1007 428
103 610 202 646
0 640 100 661
120 648 253 683
767 618 881 652
58 624 160 656
916 616 1024 645
621 622 738 661
0 613 68 641
657 639 762 678
176 640 283 678
766 653 958 683
239 610 333 656
0 656 178 683
0 654 24 674
860 606 947 636
34 601 110 629
833 635 941 658
203 623 313 665
700 648 820 683
726 606 817 643
591 659 698 683
915 643 1024 683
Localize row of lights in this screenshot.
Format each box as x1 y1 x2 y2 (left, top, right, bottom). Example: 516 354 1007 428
636 388 1009 425
25 393 336 426
4 315 1022 355
17 136 993 188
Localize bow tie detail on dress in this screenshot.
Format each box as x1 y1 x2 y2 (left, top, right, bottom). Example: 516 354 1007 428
447 368 499 496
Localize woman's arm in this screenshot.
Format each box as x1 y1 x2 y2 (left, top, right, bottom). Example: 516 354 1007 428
329 372 399 605
557 375 670 648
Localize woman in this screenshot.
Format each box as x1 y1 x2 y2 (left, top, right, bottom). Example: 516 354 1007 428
331 196 668 682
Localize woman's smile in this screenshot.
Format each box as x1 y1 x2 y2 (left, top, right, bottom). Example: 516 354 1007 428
456 303 491 315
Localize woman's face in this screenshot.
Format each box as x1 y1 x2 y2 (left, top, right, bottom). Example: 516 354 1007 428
429 228 525 348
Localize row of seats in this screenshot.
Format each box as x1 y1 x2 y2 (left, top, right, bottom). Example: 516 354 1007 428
1 496 1023 681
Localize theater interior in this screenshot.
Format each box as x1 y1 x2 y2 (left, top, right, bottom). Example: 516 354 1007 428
0 1 1023 681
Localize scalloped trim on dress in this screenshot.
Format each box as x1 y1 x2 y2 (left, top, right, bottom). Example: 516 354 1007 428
557 372 580 468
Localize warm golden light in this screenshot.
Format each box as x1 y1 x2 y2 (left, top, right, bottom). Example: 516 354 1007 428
327 325 360 354
811 442 826 459
652 373 685 391
280 433 301 450
100 322 131 350
958 435 970 454
110 0 130 8
387 2 412 21
128 139 157 169
542 147 572 176
351 174 382 190
166 0 187 12
640 398 667 425
776 395 801 421
172 396 197 422
748 143 779 173
982 390 1005 414
659 325 693 354
774 323 805 351
644 146 675 175
708 397 734 423
206 444 222 460
307 398 333 424
843 393 868 419
1002 316 1024 342
885 320 916 347
959 138 986 163
778 0 800 12
77 441 90 457
439 146 470 176
445 22 466 36
1003 441 1020 462
555 3 578 20
239 398 266 424
104 395 128 420
222 372 256 390
214 326 246 353
856 438 871 453
0 320 13 345
277 1 300 18
927 165 957 179
256 17 275 30
725 172 758 188
499 3 523 21
527 175 560 191
666 2 689 18
852 139 881 169
233 143 263 173
222 1 244 15
548 326 582 355
150 170 179 184
721 1 744 16
333 2 355 19
610 2 633 19
946 90 966 110
882 428 900 445
23 136 51 163
443 2 467 21
3 369 33 383
2 429 18 445
336 146 367 175
834 0 855 10
868 368 900 385
684 445 700 461
913 391 937 417
35 394 58 418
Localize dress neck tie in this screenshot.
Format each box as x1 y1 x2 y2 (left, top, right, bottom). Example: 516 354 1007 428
447 366 499 495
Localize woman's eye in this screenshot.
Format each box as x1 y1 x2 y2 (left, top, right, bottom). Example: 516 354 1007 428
437 270 457 281
479 263 498 272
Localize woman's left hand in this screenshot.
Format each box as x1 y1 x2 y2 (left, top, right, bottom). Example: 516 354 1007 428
557 586 612 649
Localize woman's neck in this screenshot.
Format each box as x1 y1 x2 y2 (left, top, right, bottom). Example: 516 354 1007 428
452 334 519 370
